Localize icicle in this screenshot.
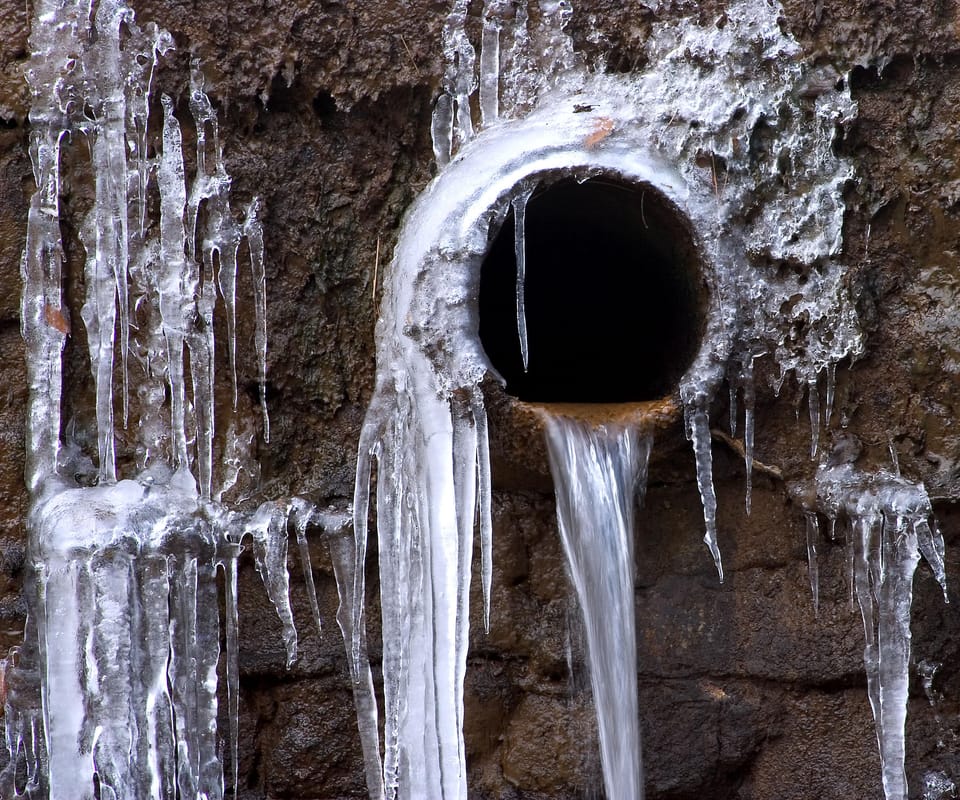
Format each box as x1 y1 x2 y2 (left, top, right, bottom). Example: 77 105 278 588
78 200 119 484
214 198 243 410
246 501 297 667
471 392 493 633
21 6 72 493
87 1 132 444
157 94 191 470
728 379 738 437
134 554 175 800
499 0 533 116
190 242 217 499
193 557 223 798
431 93 455 168
220 541 241 800
889 437 901 477
289 498 323 636
804 511 820 616
916 519 948 603
351 421 377 674
168 553 201 799
824 362 836 427
513 188 534 372
36 558 93 800
687 406 724 580
846 523 856 611
479 1 502 128
808 375 820 460
743 357 755 514
450 399 477 798
440 0 476 154
325 509 386 800
244 198 270 443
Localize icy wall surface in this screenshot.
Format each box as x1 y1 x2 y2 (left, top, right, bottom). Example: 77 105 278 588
354 1 862 798
5 1 318 797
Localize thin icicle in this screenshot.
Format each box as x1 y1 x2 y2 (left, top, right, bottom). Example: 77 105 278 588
78 201 119 484
916 519 948 603
440 0 476 155
824 362 836 427
290 498 323 636
157 94 191 470
450 399 477 800
221 541 241 800
513 188 534 372
471 391 493 633
327 511 385 800
743 358 755 514
246 500 297 667
244 198 270 442
808 375 820 460
431 93 455 168
215 210 242 410
191 242 217 499
687 406 724 581
804 512 820 616
728 379 738 437
889 438 901 477
479 2 502 128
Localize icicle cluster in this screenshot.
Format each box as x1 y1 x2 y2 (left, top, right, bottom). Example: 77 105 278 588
11 2 305 798
798 464 948 800
432 0 579 165
357 1 863 797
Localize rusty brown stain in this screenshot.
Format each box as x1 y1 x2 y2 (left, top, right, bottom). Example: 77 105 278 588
584 117 614 149
44 304 71 335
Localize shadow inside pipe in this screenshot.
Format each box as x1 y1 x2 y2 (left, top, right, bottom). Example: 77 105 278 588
479 177 706 404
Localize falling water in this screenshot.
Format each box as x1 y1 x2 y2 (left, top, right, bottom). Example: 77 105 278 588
542 413 650 800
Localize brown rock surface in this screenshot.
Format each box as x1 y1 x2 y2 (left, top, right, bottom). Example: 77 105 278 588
1 1 960 798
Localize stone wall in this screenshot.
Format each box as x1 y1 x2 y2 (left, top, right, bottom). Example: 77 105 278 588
1 1 960 798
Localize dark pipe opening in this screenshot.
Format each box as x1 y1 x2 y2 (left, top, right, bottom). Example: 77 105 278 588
478 177 707 403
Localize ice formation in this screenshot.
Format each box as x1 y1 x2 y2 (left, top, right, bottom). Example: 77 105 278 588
6 1 316 797
798 464 948 800
355 1 859 796
542 414 651 800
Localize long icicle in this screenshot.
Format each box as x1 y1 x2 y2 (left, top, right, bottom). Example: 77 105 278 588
513 188 534 372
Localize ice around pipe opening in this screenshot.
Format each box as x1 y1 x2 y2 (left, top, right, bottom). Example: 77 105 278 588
355 1 858 797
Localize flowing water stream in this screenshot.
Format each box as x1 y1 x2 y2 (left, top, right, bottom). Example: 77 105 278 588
543 413 651 800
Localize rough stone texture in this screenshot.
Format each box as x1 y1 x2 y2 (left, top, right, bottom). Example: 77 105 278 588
2 1 960 799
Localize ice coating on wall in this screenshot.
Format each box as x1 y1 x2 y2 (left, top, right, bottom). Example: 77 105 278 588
798 464 948 800
357 1 861 797
9 1 308 797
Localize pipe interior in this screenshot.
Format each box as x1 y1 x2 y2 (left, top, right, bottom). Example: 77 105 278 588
479 177 707 403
